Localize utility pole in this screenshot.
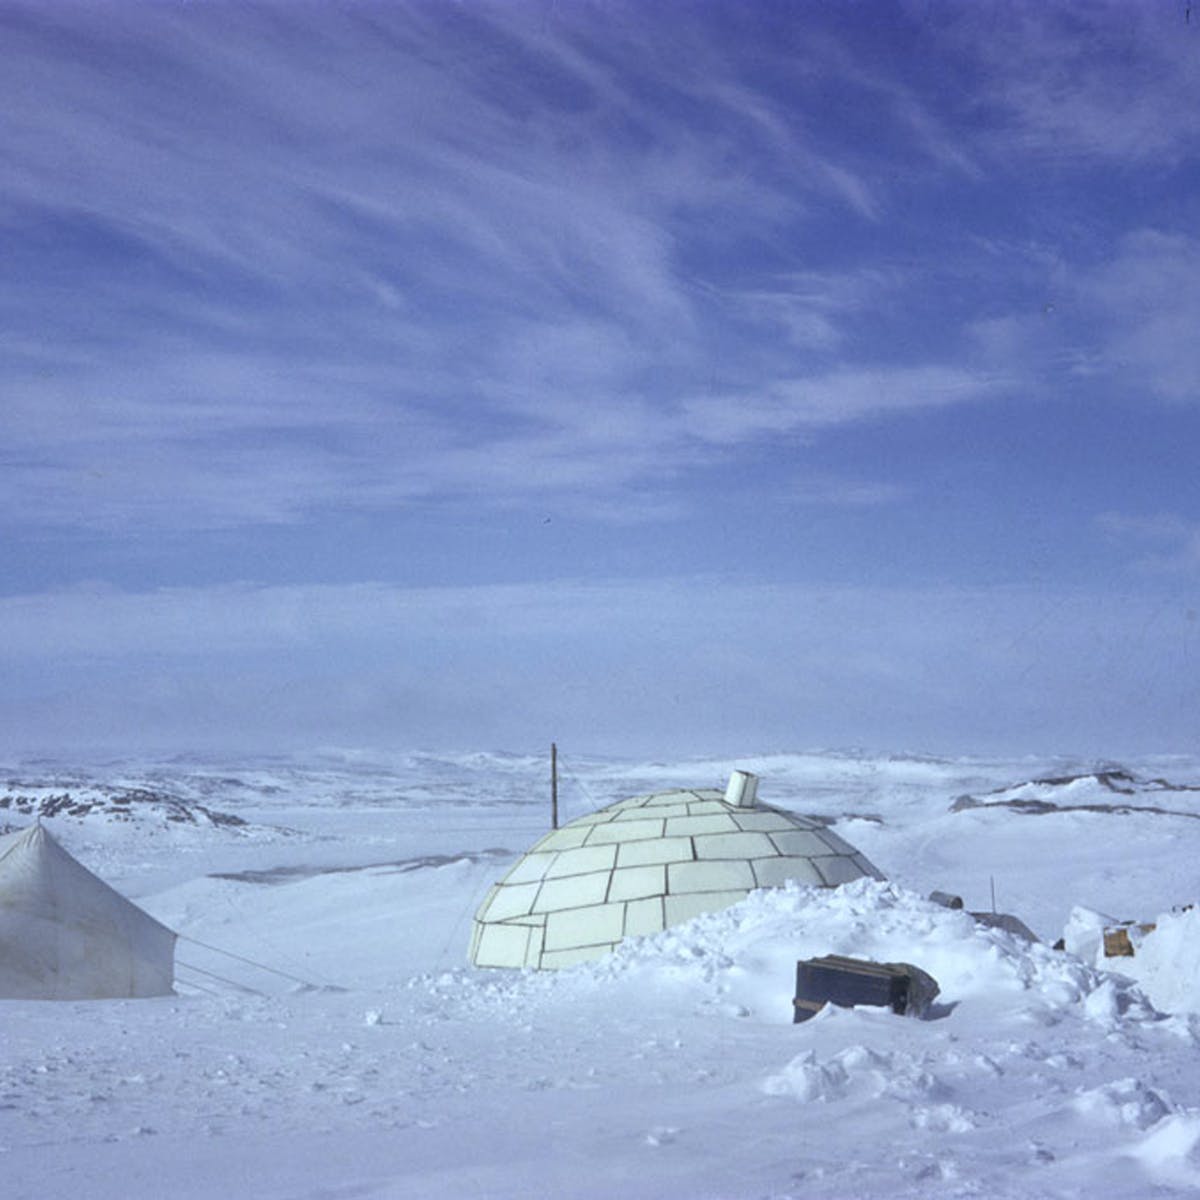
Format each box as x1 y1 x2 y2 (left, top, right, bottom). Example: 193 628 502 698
551 742 559 830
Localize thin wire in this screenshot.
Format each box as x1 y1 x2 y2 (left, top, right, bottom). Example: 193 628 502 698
177 983 221 999
175 958 267 996
556 753 604 819
176 933 327 989
434 863 497 971
172 971 225 998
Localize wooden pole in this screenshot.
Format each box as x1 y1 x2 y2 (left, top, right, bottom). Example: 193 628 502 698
551 742 559 830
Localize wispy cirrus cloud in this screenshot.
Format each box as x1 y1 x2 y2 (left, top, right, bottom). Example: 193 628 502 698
1099 512 1200 573
1078 231 1200 404
716 267 903 353
966 228 1200 409
2 1 867 315
0 1 1013 537
784 476 909 508
681 366 1003 445
2 0 1196 557
932 0 1200 167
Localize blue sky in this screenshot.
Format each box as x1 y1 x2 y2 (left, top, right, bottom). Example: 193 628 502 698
2 0 1199 760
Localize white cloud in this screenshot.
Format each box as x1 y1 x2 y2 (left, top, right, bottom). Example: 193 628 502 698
1 577 1196 757
934 0 1200 166
962 227 1200 410
720 267 901 352
785 476 908 508
3 1 1194 546
682 366 1001 444
0 298 992 529
4 3 948 534
1099 512 1200 573
1080 231 1200 404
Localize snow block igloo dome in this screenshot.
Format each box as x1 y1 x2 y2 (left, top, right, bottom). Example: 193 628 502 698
469 771 884 970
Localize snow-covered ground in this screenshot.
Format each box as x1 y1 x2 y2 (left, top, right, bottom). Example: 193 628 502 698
4 748 1200 1199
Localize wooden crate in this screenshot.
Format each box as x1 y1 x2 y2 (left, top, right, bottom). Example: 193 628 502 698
1103 923 1156 957
794 954 927 1023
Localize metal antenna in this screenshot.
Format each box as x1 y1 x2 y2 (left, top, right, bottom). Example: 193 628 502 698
551 742 559 830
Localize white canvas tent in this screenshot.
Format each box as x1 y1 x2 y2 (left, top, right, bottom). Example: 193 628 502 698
0 824 175 1000
470 771 885 970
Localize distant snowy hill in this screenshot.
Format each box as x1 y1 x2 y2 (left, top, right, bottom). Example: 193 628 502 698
952 766 1200 817
0 778 248 829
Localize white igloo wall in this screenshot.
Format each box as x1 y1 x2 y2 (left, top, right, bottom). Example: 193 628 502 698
469 774 884 970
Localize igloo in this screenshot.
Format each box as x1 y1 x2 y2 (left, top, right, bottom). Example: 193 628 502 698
469 771 884 970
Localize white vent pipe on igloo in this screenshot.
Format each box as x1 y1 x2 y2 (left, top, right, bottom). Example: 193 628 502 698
724 769 759 808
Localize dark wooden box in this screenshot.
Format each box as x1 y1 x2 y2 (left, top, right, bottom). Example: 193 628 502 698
794 954 914 1023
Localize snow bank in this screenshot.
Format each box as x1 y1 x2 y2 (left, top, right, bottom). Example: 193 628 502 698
459 879 1146 1030
1061 904 1200 1018
1130 1112 1200 1188
1114 907 1200 1017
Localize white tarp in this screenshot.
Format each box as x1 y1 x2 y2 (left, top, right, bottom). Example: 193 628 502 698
0 824 175 999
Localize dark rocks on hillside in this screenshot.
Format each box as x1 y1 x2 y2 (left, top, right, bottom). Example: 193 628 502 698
952 768 1200 820
0 783 246 827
